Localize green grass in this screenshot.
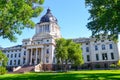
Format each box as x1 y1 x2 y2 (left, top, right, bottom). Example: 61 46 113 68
1 70 120 80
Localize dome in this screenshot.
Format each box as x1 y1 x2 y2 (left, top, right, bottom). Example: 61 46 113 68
40 8 58 23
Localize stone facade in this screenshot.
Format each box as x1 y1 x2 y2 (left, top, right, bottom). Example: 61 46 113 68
73 35 119 69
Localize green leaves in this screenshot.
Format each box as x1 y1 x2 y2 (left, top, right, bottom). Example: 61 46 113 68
55 38 84 68
85 0 120 41
0 0 44 42
0 51 8 67
39 0 44 4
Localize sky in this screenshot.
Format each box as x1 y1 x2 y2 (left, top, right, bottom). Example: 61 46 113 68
0 0 120 50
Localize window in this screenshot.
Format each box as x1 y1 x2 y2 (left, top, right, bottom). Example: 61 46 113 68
102 53 108 60
24 51 26 55
86 47 89 52
14 60 16 65
10 60 12 65
102 44 106 50
53 57 55 63
38 42 40 44
7 54 9 58
87 55 90 61
46 49 49 54
18 59 20 65
96 54 99 61
109 44 113 49
11 54 13 58
37 58 39 64
19 53 21 57
111 53 114 59
95 45 98 51
23 58 26 64
86 43 89 45
46 57 49 63
15 54 17 58
45 26 49 32
39 27 42 33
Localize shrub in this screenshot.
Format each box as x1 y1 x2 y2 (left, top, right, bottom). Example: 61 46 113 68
109 64 116 68
0 66 7 75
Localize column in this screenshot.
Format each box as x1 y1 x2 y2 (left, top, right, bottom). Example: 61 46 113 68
30 49 33 65
41 48 44 64
26 50 28 65
35 48 38 65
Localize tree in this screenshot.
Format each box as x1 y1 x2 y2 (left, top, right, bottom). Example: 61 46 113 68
67 40 83 70
55 38 68 71
55 38 83 71
0 50 8 75
85 0 120 41
0 0 44 42
0 50 8 67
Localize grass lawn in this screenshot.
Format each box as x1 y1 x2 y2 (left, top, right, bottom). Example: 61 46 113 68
0 70 120 80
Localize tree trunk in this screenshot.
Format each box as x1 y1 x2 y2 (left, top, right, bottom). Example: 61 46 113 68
61 60 63 71
65 60 68 72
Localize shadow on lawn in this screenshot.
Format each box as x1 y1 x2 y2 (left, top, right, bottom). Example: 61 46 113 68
0 73 120 80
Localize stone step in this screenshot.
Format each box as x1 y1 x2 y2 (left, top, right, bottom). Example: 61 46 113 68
14 65 35 73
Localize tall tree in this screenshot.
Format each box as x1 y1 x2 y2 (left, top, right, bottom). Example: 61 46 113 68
55 38 68 70
0 50 8 67
67 40 83 69
55 38 83 71
85 0 120 41
0 0 44 42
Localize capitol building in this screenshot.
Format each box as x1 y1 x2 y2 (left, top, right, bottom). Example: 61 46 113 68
0 9 119 72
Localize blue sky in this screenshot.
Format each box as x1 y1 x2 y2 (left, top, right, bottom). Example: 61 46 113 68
0 0 120 49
